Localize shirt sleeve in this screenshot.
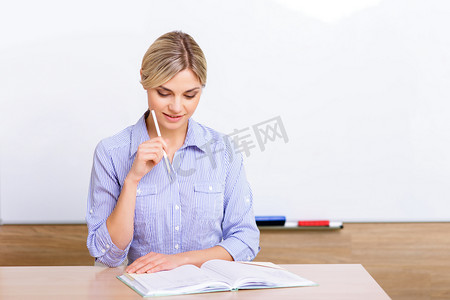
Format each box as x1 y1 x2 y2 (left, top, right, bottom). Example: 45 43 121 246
85 141 131 267
217 151 260 261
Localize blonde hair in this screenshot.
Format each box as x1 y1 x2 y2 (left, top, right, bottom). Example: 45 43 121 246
140 31 207 89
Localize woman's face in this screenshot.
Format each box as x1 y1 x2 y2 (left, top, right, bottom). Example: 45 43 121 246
147 68 202 134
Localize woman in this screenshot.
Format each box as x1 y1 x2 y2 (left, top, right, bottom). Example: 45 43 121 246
86 31 260 274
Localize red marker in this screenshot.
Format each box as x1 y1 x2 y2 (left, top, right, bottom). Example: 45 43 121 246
298 220 330 227
292 220 343 228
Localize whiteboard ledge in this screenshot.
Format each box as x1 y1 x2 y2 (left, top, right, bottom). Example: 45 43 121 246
1 219 450 225
0 219 87 225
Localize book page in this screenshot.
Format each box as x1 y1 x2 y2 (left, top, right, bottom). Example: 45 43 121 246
202 260 316 289
237 261 285 269
126 264 230 296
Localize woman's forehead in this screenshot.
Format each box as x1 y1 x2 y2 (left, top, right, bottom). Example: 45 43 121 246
159 69 202 91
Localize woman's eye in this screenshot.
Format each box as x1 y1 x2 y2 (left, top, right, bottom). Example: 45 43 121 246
185 94 196 99
157 91 170 97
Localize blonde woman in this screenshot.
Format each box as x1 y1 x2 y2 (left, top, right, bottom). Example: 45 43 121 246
86 31 260 273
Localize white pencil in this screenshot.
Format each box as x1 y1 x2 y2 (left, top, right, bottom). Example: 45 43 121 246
150 110 174 181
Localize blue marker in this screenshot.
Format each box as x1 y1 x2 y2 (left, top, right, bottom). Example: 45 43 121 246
255 216 286 226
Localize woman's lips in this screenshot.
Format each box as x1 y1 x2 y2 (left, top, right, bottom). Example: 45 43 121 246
163 113 184 122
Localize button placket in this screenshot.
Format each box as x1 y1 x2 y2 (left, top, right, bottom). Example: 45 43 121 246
173 180 182 252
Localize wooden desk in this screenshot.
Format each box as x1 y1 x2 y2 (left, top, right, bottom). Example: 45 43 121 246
0 264 390 299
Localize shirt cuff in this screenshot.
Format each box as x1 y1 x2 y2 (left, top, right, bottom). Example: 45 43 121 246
217 236 259 262
94 222 131 267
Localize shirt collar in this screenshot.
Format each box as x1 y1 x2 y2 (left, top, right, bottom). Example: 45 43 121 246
130 111 207 158
181 117 208 152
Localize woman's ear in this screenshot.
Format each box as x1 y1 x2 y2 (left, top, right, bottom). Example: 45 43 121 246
140 69 143 77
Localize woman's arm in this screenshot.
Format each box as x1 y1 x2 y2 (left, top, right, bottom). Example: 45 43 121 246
106 137 168 250
105 177 139 250
86 141 128 267
125 246 233 274
216 151 260 262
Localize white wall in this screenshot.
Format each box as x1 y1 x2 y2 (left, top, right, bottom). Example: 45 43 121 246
1 0 449 223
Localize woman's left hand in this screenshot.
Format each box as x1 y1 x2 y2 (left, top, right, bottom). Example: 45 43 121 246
125 252 186 274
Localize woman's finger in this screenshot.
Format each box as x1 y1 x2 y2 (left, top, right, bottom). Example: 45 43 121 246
126 252 157 273
137 145 165 159
141 137 168 149
139 149 164 159
145 259 167 273
134 255 163 274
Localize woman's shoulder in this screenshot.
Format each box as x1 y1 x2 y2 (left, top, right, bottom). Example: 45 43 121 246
94 125 135 157
96 113 147 155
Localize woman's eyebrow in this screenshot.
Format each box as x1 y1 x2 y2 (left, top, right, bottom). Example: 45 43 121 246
185 87 200 93
159 86 200 93
159 86 172 92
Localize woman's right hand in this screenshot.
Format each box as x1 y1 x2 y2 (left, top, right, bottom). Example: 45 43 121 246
126 137 168 183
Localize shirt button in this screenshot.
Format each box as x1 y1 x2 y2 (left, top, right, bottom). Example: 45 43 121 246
106 244 110 249
175 226 179 231
247 256 251 261
89 209 93 214
209 186 213 191
175 205 180 210
175 244 179 249
245 197 250 204
136 188 141 195
101 249 106 253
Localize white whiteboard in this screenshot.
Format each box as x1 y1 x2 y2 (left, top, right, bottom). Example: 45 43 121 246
1 0 450 223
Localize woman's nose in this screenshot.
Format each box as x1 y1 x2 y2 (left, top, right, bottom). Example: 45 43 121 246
168 97 182 113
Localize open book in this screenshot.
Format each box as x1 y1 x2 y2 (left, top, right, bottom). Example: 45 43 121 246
118 259 317 297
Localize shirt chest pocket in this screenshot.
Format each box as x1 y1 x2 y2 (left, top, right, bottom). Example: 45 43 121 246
193 182 225 220
135 184 159 221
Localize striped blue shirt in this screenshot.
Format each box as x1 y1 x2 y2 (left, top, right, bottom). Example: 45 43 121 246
86 111 260 267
